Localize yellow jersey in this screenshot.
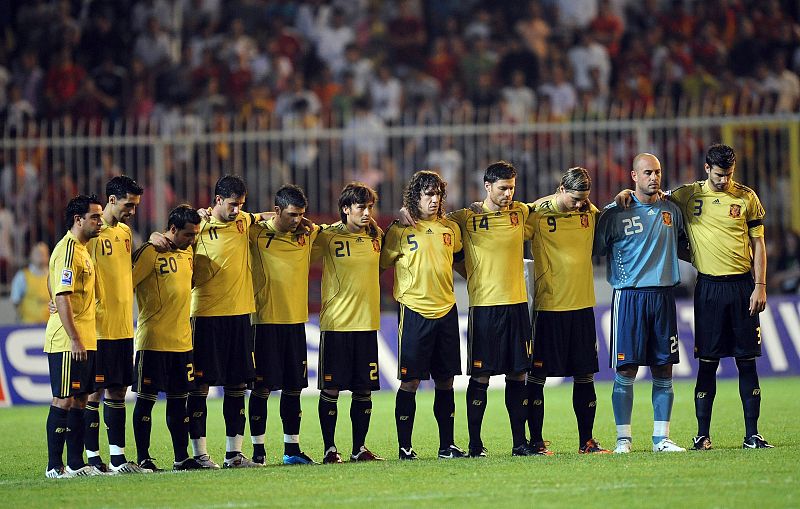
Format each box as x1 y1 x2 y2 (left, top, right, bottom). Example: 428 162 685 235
88 218 134 339
312 222 382 331
18 268 51 324
527 195 598 311
669 180 765 275
250 219 320 324
132 242 194 352
44 231 97 353
380 218 462 319
448 201 532 307
191 211 256 317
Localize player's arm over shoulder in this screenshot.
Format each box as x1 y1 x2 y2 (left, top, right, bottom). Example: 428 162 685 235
131 242 157 288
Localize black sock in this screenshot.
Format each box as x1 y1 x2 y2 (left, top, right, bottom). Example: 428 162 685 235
736 358 761 437
318 391 339 451
395 389 416 449
223 388 246 459
187 390 208 440
505 379 527 448
695 359 719 436
104 397 127 466
351 393 372 455
83 401 101 466
527 375 545 443
133 393 157 463
249 388 269 458
573 377 597 446
66 408 86 470
466 379 489 449
281 390 302 456
433 388 455 450
46 405 69 470
166 394 189 462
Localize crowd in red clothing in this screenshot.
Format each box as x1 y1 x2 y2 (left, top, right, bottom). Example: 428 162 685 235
1 0 799 132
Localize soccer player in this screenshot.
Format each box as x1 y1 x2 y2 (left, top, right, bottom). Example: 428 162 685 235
381 171 467 460
84 176 148 473
526 167 610 455
448 161 533 457
595 153 686 453
10 242 50 324
313 183 384 463
44 195 104 478
670 144 771 449
131 205 204 471
185 175 261 468
248 185 319 465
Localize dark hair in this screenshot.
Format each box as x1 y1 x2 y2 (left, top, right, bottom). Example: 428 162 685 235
275 184 308 210
403 171 447 220
338 182 377 223
214 175 247 199
106 175 143 200
64 194 102 230
560 167 591 191
483 160 517 183
168 204 201 230
705 144 736 170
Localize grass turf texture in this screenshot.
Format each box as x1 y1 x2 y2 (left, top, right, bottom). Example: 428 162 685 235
1 378 798 508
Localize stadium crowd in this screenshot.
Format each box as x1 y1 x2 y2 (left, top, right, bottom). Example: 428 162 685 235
1 0 799 130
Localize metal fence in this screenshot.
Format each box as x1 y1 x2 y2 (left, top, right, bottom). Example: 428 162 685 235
1 113 798 287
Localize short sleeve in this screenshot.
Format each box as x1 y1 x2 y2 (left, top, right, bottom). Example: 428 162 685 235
132 243 157 288
379 222 403 270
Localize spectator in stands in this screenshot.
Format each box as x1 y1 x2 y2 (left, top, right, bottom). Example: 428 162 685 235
515 1 550 68
556 0 598 31
460 36 498 97
11 49 43 116
133 16 173 72
190 76 228 119
10 242 50 323
538 64 577 119
497 36 540 89
275 74 321 120
91 53 127 121
316 8 355 77
425 135 464 206
369 64 403 125
331 71 359 126
567 31 611 95
43 47 85 118
426 37 458 90
589 0 624 58
405 67 441 107
4 84 35 132
339 44 373 97
79 11 126 71
0 196 13 289
501 70 536 123
771 53 800 113
388 0 427 69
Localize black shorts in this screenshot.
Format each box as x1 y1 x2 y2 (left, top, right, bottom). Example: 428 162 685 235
48 351 96 398
133 350 195 394
318 331 380 392
253 323 308 390
191 314 255 386
397 304 462 381
694 273 762 359
467 303 532 377
94 338 134 388
531 308 599 377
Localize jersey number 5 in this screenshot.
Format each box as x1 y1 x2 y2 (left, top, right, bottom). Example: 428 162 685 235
623 216 643 236
406 234 419 251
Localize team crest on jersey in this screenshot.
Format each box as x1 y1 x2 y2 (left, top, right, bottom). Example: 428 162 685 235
296 234 306 246
617 353 625 361
372 238 381 252
729 204 741 218
661 211 673 226
60 269 73 286
236 219 244 233
509 212 519 226
443 233 452 246
125 239 131 253
473 360 483 368
580 214 589 228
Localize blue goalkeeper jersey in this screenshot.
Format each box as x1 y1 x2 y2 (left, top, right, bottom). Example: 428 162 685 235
594 195 684 289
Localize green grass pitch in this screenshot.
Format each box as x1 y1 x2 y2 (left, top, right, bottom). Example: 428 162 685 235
1 378 798 508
